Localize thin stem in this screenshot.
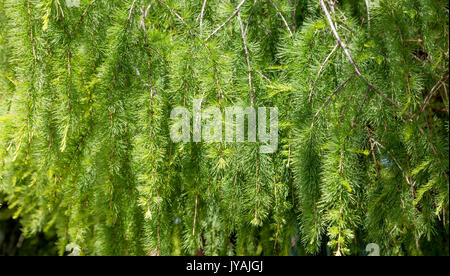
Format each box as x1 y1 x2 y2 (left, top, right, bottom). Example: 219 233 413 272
200 0 208 35
269 0 294 39
311 74 356 128
418 75 449 115
206 0 248 41
26 0 36 64
365 0 371 29
309 43 339 102
319 0 413 120
238 12 255 107
156 0 187 26
72 0 95 37
351 86 371 128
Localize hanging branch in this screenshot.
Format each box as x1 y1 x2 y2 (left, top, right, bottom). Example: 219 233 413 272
193 188 199 236
156 0 204 41
243 0 258 36
289 0 298 29
199 0 208 35
319 0 362 76
351 86 371 129
107 0 138 204
309 43 339 102
126 0 138 28
238 12 255 107
205 0 247 41
72 0 96 37
269 0 294 39
140 3 151 38
319 0 413 120
26 0 36 64
364 0 371 29
311 73 356 128
418 75 449 115
156 0 188 26
140 7 156 117
67 48 71 111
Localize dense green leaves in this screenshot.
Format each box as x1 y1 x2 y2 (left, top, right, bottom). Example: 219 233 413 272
0 0 448 256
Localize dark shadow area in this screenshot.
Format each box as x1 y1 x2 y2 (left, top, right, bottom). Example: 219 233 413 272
0 203 58 256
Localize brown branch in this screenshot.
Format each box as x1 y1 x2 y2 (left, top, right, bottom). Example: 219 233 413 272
289 0 298 29
259 22 273 38
67 48 71 111
26 0 36 64
366 127 381 179
244 0 258 36
418 75 449 115
72 0 95 37
140 3 170 68
319 0 362 76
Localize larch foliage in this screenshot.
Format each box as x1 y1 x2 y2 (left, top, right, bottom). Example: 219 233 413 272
0 0 448 256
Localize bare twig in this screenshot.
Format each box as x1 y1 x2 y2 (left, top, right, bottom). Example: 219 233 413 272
418 75 449 115
334 5 347 21
351 86 371 128
238 12 255 107
26 0 36 63
289 0 298 29
311 74 356 127
319 0 413 120
258 22 273 38
244 0 258 36
140 3 152 36
125 0 137 28
366 127 381 179
72 0 95 37
140 4 150 37
206 0 247 41
199 0 208 35
309 43 339 102
67 48 71 111
269 0 294 39
193 188 198 236
441 79 449 115
255 69 271 83
319 0 361 75
156 0 187 26
364 0 371 29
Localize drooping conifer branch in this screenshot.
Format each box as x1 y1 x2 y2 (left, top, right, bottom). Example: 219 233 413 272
25 0 36 63
309 43 339 102
205 0 247 41
237 11 255 107
72 0 96 37
311 74 356 127
199 0 208 35
0 0 447 257
319 0 413 120
156 0 187 26
269 0 294 39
